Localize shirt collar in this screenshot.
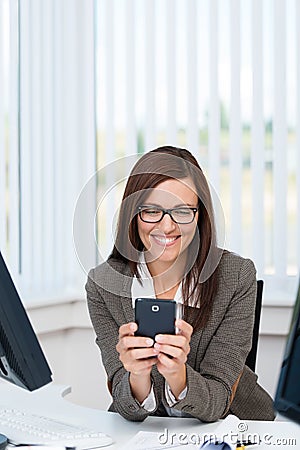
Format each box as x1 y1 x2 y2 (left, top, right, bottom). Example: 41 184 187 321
131 252 183 307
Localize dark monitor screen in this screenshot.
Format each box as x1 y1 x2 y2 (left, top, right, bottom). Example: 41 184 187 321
0 252 52 391
274 278 300 423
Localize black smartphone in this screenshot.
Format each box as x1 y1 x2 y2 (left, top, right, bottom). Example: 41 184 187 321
134 298 176 340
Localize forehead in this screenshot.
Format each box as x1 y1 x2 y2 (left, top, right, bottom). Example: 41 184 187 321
143 178 198 205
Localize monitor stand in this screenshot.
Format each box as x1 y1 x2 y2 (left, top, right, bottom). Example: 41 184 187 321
0 433 8 450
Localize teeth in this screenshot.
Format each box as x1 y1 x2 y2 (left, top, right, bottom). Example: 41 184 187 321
153 236 178 244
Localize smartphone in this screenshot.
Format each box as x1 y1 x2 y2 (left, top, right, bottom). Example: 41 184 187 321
134 298 176 340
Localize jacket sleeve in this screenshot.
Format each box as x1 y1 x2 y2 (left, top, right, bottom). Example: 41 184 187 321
85 268 159 421
229 365 275 420
163 258 257 421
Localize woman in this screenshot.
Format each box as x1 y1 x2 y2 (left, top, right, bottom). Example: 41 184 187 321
86 146 275 422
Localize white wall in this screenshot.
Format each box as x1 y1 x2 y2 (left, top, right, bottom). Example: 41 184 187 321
256 336 287 397
27 300 111 410
27 299 293 410
39 328 111 410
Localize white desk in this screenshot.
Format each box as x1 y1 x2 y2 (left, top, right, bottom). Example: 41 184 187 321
0 382 299 449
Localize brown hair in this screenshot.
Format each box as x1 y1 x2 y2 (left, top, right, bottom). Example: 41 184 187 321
110 146 221 331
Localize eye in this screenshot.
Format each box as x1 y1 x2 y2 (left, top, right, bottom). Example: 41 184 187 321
143 208 161 216
174 208 192 216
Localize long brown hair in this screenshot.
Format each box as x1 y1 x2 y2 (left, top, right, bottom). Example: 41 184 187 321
110 146 221 331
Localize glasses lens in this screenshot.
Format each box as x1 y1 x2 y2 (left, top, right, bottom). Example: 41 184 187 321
140 208 163 222
172 208 194 223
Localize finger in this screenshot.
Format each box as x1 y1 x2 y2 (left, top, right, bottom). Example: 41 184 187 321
117 335 154 354
125 357 157 376
155 334 187 349
130 347 159 360
156 352 178 369
155 334 190 356
121 336 154 350
118 322 137 338
175 319 193 338
154 343 185 360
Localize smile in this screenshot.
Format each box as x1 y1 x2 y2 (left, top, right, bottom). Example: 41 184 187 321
151 235 180 246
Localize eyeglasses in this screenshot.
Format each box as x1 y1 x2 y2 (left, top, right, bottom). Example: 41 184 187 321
138 206 198 224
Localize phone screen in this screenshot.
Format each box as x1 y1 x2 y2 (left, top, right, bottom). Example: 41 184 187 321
135 298 176 340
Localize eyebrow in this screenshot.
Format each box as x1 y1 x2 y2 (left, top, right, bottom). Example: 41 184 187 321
141 203 197 208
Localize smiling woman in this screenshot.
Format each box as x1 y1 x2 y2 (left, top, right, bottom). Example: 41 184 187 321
86 146 275 423
109 147 221 328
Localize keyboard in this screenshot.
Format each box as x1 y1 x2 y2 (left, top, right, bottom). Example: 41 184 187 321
0 407 113 448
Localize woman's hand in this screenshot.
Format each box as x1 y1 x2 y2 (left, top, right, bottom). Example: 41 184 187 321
154 319 193 399
116 322 158 403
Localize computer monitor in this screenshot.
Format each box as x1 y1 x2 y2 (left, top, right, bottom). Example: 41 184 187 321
274 277 300 424
0 251 52 391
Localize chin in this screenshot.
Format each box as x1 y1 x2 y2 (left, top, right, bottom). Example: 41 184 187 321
157 252 181 263
146 245 189 264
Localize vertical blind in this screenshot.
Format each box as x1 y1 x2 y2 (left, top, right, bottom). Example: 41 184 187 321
95 0 300 293
251 0 264 276
0 0 96 301
0 0 299 301
0 0 19 276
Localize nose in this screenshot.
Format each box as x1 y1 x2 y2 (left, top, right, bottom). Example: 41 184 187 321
159 212 177 232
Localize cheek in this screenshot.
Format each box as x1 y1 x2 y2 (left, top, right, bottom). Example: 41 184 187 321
137 220 151 245
181 224 198 245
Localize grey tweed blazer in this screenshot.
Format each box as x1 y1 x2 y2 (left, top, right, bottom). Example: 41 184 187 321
86 250 275 422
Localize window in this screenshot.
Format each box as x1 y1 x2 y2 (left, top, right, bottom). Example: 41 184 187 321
0 1 96 302
0 0 19 274
95 0 300 296
0 1 299 303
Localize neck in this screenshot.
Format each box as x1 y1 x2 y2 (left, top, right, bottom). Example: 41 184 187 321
145 253 187 294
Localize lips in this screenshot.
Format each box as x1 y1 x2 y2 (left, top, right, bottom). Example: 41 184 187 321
150 235 181 247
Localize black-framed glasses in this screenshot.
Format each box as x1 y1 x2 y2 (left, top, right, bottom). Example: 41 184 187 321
138 205 198 224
